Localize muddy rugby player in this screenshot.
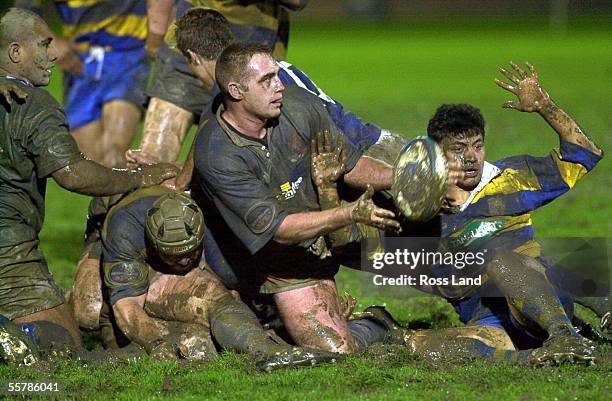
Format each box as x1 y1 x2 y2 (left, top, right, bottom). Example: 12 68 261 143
0 8 176 347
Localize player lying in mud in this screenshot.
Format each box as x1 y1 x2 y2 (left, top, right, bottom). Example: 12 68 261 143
311 61 605 365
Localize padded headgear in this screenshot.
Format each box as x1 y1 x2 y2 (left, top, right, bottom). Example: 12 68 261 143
145 192 205 256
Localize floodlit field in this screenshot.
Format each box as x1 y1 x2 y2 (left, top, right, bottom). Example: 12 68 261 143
1 16 610 401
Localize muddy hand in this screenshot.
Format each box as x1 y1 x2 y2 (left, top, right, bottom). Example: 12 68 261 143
350 184 401 232
0 78 28 106
125 149 161 168
447 156 465 186
133 163 179 187
311 130 346 187
495 61 551 112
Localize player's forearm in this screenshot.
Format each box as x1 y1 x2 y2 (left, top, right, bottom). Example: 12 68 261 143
52 159 139 195
113 299 165 348
147 0 173 37
539 100 602 156
317 184 353 247
343 156 393 191
273 205 352 245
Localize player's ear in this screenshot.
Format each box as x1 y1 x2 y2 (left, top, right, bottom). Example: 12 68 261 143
227 81 244 100
186 49 200 66
7 42 22 63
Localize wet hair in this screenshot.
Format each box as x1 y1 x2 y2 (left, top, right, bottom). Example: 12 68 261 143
427 104 485 142
215 42 273 97
0 8 39 51
176 7 235 62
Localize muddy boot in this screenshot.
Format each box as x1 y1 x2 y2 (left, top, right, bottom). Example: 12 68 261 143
255 346 341 372
526 335 597 366
0 315 39 366
350 305 413 346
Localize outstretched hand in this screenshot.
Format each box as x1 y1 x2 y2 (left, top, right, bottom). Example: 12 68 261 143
495 61 551 113
311 130 346 188
350 184 401 232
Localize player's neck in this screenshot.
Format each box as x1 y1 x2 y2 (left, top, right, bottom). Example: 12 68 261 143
222 108 268 139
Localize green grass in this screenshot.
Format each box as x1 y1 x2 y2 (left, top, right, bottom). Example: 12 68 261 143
1 17 611 400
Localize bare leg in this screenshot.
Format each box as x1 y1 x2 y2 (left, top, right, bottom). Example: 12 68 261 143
140 97 194 163
101 100 141 167
70 254 103 331
274 279 358 353
71 120 103 163
13 303 82 346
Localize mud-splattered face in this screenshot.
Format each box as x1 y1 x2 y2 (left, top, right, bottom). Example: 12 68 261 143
17 19 57 87
155 247 203 275
441 131 485 191
241 53 285 120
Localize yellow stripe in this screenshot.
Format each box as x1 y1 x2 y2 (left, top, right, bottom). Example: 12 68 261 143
551 148 588 188
63 14 147 42
190 0 280 29
471 167 541 204
65 0 105 7
512 239 541 258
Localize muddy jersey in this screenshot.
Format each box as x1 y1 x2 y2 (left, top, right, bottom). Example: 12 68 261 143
101 186 174 305
0 76 83 251
192 86 361 287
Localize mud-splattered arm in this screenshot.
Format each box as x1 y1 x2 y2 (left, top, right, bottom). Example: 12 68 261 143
113 295 178 360
52 159 178 196
343 156 393 191
495 61 602 156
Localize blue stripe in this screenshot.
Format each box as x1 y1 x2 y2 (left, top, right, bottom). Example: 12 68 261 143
560 140 602 170
56 1 146 25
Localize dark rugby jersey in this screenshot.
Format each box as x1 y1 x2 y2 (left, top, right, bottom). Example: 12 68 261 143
193 86 361 287
0 76 83 250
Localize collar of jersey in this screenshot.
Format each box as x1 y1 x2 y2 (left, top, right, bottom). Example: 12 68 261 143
0 74 32 86
459 161 502 211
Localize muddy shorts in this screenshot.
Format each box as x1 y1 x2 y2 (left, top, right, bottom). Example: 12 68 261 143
0 241 64 320
147 43 212 120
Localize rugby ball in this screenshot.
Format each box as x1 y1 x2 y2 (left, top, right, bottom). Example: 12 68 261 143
391 136 449 222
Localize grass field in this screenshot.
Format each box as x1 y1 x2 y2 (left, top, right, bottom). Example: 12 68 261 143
1 16 611 401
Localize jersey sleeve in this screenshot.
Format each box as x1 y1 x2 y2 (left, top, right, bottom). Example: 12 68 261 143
484 140 603 213
101 210 150 305
24 96 84 177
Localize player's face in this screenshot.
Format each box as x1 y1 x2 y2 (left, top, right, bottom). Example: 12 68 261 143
157 247 203 275
441 131 485 191
241 54 285 120
19 19 57 87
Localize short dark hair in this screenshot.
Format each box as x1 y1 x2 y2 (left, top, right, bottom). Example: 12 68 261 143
215 42 273 96
175 7 234 62
427 104 486 142
0 8 39 50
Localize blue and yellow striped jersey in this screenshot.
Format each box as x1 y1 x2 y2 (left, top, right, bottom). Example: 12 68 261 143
30 0 147 52
442 140 602 257
166 0 290 59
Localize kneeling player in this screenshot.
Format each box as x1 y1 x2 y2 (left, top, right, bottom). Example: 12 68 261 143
72 187 338 369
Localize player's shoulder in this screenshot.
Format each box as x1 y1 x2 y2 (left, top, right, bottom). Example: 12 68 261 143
282 85 321 108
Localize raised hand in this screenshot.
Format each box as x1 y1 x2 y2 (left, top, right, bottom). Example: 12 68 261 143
350 184 401 232
311 130 346 188
495 61 551 112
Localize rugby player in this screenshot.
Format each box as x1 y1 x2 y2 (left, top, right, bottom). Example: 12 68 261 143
15 0 150 167
93 186 339 368
127 7 407 190
0 8 177 345
142 0 309 162
422 62 604 358
191 41 426 353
